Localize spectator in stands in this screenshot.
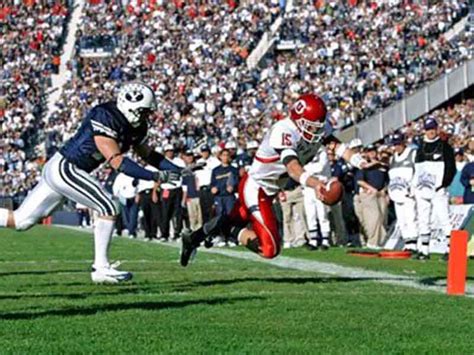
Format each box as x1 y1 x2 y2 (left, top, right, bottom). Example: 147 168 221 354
182 150 202 231
211 149 239 218
460 162 474 204
113 173 140 239
159 144 185 241
354 144 389 249
137 164 160 241
279 180 307 249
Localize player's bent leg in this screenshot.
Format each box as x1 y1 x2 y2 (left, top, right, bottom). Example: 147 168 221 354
44 155 130 283
251 218 281 259
181 178 251 267
180 214 240 267
0 179 64 231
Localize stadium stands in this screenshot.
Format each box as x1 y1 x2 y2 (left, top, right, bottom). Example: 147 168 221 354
0 0 70 203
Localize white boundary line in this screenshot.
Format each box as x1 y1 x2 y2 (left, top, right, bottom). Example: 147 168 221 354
58 225 474 297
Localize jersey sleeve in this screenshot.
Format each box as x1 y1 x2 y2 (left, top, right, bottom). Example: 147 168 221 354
268 124 298 162
89 107 120 139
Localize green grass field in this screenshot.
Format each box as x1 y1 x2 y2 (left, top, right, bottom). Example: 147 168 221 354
0 226 473 354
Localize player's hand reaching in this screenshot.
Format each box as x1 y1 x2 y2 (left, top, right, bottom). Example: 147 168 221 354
153 170 181 185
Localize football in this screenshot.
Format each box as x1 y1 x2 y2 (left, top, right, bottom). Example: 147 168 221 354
321 178 344 206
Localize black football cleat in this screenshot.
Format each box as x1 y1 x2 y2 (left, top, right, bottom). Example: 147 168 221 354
180 232 199 267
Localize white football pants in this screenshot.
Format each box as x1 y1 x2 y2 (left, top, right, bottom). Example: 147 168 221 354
13 152 118 231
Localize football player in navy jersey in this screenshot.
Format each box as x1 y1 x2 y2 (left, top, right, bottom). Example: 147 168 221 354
0 82 180 283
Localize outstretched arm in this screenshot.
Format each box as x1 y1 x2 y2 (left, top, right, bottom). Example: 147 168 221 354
134 144 181 171
284 157 325 200
95 136 176 182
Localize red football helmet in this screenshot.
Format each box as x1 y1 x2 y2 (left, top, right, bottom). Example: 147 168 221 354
290 93 327 143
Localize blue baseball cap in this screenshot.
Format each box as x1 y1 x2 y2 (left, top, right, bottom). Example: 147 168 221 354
423 117 438 130
390 133 405 145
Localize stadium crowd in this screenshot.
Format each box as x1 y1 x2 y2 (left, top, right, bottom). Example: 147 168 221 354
44 0 471 153
0 0 70 204
272 0 471 128
0 0 473 251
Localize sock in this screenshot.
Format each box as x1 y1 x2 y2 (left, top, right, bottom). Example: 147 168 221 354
419 234 430 256
93 218 115 268
0 208 9 227
321 233 330 247
403 238 418 252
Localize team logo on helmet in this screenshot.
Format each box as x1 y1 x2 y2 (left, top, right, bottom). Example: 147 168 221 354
293 100 307 115
125 91 144 103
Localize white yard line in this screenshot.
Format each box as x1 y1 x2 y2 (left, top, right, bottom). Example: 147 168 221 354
58 225 474 297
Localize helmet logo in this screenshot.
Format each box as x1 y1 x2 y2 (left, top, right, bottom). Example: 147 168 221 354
293 99 307 115
125 91 144 102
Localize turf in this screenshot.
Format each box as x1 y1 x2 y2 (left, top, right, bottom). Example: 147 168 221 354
283 213 474 279
0 226 474 354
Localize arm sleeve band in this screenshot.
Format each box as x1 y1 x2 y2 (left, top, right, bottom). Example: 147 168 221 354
118 157 155 181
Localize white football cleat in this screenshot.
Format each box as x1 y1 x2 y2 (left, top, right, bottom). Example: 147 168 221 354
91 263 133 284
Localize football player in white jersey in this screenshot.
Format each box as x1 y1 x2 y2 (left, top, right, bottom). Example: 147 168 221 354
180 94 367 266
387 133 419 254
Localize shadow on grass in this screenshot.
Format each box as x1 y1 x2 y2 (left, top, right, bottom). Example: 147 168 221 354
0 269 85 277
0 288 142 301
186 276 408 288
419 276 474 286
0 296 261 320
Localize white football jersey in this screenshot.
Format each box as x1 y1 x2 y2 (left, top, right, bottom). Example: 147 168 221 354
248 118 307 195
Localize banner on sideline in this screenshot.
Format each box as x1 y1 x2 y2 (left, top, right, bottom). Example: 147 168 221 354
384 205 473 253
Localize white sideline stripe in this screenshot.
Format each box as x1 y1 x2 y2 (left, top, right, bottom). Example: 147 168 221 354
205 249 474 297
58 226 474 297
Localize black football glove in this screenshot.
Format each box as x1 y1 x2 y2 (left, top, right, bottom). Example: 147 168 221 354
153 170 181 185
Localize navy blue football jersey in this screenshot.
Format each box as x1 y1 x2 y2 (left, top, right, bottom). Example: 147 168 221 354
60 102 147 172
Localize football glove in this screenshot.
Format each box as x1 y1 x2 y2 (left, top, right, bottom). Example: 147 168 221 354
153 170 181 185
